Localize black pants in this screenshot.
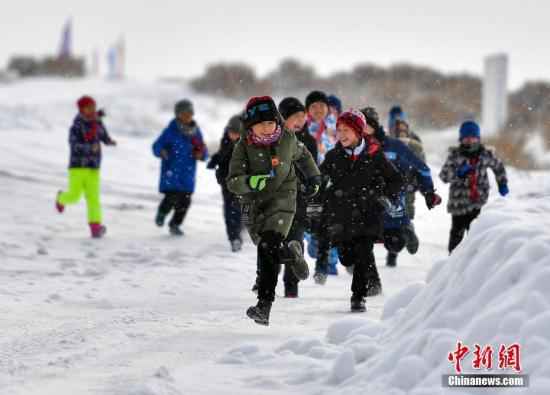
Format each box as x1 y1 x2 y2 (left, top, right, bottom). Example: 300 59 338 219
158 192 192 227
282 200 308 287
257 231 284 302
449 209 481 253
337 237 379 298
222 187 242 241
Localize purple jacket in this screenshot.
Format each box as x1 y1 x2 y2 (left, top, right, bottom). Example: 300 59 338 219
68 114 114 169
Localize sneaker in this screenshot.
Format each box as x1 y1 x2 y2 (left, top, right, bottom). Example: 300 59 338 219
55 191 65 213
285 241 309 281
169 226 184 236
313 272 327 285
246 299 272 326
230 238 243 253
350 296 367 313
89 223 106 239
404 223 419 255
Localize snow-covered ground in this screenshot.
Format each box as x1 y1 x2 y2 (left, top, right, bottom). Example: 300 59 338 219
1 79 548 395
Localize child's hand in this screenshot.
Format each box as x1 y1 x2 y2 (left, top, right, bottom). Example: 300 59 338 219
248 175 270 192
160 149 169 160
498 183 509 197
91 143 100 153
424 191 442 209
108 139 117 146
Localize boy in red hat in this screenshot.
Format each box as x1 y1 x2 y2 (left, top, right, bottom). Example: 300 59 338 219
317 109 403 312
55 96 117 238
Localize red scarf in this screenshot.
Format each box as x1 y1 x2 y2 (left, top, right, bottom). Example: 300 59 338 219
468 157 480 202
83 121 98 142
247 125 282 147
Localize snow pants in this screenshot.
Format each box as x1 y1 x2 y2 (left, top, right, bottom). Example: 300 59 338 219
337 237 379 298
448 208 481 253
222 186 242 242
58 168 102 223
158 191 192 227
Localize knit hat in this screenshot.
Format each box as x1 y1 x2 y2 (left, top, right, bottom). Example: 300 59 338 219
77 96 96 111
327 94 343 114
174 99 194 116
360 106 380 130
459 121 481 141
225 114 243 133
337 109 367 137
242 96 279 130
278 97 306 120
305 90 329 110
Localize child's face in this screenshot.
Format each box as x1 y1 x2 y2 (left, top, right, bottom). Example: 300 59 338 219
308 102 329 123
252 121 277 137
228 130 241 141
397 124 409 138
80 104 97 119
178 111 194 124
337 123 360 148
329 106 340 118
461 136 480 145
284 111 307 132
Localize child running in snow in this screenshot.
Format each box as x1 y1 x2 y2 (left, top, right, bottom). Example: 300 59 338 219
227 96 320 326
440 121 509 253
207 114 244 252
304 90 340 277
56 96 117 238
318 109 403 312
153 99 208 236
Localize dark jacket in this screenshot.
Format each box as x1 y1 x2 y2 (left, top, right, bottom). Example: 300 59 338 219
440 144 507 215
319 139 403 244
68 114 114 169
152 119 208 193
227 128 320 243
207 131 238 186
375 127 434 228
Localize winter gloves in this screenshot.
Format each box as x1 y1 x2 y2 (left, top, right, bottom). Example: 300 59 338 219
424 191 442 209
457 162 474 178
498 183 509 197
249 175 271 192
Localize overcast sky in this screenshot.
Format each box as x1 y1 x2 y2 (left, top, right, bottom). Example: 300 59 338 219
1 0 548 89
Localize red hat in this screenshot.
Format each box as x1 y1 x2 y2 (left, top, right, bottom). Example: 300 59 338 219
77 95 96 111
337 109 367 137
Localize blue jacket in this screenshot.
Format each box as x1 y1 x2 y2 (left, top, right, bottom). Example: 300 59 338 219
152 119 208 193
376 129 434 228
69 114 114 169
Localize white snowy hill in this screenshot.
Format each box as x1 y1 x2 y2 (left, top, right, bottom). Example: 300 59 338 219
1 78 548 394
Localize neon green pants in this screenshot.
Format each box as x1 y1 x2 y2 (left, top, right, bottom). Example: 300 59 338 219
58 168 102 223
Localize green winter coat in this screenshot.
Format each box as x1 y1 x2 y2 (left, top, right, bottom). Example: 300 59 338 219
227 129 320 244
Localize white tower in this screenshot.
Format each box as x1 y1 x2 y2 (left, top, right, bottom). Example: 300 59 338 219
482 54 508 135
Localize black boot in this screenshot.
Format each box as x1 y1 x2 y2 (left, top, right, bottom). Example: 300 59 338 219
284 282 298 298
246 299 272 326
386 252 398 267
366 278 382 297
313 254 328 285
350 295 366 313
404 223 419 254
283 240 309 281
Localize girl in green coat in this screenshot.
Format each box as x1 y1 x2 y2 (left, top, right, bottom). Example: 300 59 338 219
227 96 320 326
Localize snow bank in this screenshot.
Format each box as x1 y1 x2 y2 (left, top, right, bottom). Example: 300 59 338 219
226 184 550 394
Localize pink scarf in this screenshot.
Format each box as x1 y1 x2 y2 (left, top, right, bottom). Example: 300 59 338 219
247 125 282 147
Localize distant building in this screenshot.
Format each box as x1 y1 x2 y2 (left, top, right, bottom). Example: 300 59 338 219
6 18 85 78
482 54 508 135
